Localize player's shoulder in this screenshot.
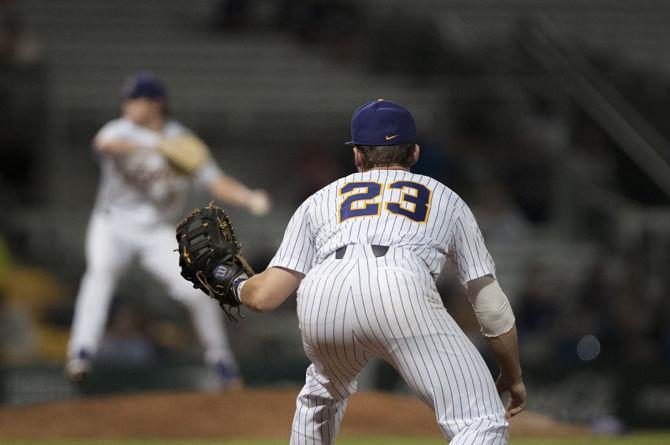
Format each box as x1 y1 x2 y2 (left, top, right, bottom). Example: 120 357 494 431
95 117 135 141
309 170 460 195
399 171 469 212
413 172 464 203
100 117 131 132
163 119 190 137
311 172 365 198
303 176 344 206
296 174 354 214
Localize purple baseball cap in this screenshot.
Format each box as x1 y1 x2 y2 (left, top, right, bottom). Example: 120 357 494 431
121 71 167 100
346 99 417 146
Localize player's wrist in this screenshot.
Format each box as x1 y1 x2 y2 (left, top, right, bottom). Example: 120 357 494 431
231 275 248 304
497 370 523 384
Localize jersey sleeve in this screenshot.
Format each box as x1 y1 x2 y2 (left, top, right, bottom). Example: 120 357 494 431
448 202 496 285
267 200 316 275
192 159 224 187
94 120 127 145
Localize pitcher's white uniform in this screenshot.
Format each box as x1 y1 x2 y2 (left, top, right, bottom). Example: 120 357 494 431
67 116 238 369
270 169 508 444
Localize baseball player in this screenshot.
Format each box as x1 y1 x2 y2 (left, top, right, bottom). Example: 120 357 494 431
216 99 527 444
65 71 271 387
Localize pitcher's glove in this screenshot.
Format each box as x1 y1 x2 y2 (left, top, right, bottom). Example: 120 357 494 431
176 203 254 321
160 133 211 174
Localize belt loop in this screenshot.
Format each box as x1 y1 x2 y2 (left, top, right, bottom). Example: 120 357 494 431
335 246 347 259
371 245 389 257
333 245 388 259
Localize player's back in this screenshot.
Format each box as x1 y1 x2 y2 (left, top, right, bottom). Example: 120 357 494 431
306 169 474 278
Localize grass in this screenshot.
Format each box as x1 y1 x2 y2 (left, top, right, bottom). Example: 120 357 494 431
1 435 670 445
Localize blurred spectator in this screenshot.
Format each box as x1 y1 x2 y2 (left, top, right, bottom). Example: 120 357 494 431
278 0 358 46
0 233 11 282
412 137 457 186
0 289 38 364
294 142 345 204
0 0 46 205
470 182 531 243
505 142 554 223
446 90 510 191
0 0 40 65
0 261 71 363
210 0 251 31
577 245 668 365
592 248 661 364
656 296 670 361
361 14 447 77
601 285 658 364
210 0 361 60
571 120 616 187
515 264 561 365
518 95 570 156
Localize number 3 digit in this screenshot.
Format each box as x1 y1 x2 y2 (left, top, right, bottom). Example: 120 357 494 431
386 181 431 223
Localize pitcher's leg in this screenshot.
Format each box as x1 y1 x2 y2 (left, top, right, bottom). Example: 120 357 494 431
139 226 237 367
68 213 132 359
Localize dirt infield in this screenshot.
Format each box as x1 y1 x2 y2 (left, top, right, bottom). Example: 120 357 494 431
0 388 589 440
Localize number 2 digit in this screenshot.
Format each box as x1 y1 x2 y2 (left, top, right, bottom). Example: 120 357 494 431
338 182 382 223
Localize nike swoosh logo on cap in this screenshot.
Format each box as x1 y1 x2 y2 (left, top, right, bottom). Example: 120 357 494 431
385 134 399 141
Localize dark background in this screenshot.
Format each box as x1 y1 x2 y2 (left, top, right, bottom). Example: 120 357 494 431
1 0 669 430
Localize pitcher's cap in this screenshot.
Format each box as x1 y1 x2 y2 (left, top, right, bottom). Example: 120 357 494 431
121 71 167 100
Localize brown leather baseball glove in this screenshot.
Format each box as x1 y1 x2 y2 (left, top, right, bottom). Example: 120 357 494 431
176 203 254 321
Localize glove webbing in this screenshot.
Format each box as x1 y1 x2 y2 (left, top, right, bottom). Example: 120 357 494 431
195 269 244 323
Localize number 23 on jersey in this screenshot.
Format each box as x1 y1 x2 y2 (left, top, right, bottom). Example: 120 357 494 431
338 181 432 224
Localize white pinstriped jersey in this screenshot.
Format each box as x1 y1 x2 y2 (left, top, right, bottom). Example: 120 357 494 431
93 117 224 225
269 169 495 284
276 168 509 444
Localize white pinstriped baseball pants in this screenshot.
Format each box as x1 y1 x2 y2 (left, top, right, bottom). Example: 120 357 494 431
67 211 237 366
291 245 508 444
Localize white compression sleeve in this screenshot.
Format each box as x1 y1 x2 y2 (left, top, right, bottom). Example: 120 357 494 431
469 280 516 337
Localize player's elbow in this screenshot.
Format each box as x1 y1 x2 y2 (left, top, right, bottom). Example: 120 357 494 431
469 279 516 338
93 140 111 155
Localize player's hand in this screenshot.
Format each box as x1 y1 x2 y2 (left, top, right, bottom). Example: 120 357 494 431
246 189 272 216
496 373 527 419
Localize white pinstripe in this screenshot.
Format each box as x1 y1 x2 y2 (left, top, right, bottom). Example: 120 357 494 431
270 171 509 444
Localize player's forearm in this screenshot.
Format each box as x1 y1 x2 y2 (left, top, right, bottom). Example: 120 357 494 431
209 176 271 215
239 267 302 312
239 274 277 312
210 175 253 207
94 139 142 156
486 324 523 381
